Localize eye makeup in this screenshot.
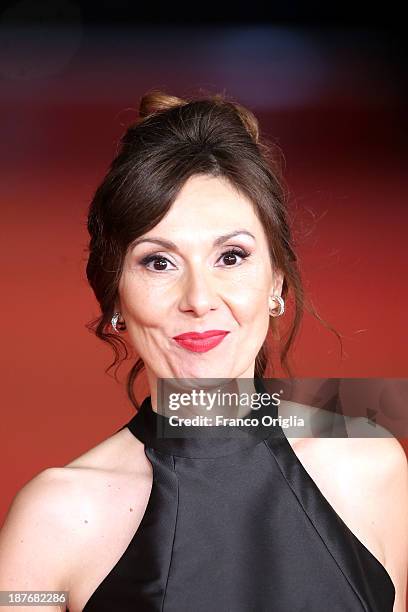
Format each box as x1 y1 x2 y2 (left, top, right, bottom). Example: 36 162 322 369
139 247 251 272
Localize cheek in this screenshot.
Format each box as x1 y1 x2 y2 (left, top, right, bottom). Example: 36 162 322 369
230 280 269 323
229 279 270 345
125 299 163 328
120 277 166 326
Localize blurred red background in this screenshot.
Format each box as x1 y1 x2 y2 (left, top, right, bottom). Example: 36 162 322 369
1 22 407 547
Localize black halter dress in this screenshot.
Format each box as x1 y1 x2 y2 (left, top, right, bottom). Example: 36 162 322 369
79 378 395 612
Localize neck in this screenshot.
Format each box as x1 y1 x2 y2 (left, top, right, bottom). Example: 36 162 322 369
148 376 259 420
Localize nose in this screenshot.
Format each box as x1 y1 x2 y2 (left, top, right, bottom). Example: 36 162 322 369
178 263 220 317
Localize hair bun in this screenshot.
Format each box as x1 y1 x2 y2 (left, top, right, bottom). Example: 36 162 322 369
211 93 259 144
139 90 186 119
224 98 260 144
138 89 259 144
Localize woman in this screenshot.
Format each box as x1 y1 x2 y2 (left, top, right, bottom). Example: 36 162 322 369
0 91 407 612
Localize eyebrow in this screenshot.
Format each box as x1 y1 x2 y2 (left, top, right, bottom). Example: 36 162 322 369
130 229 256 251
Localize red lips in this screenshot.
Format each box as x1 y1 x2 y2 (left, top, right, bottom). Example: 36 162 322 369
172 330 230 353
173 330 228 340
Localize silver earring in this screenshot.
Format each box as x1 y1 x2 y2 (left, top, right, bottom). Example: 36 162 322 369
269 295 285 317
111 311 126 333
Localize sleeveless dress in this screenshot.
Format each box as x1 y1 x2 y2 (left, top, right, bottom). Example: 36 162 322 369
79 378 395 612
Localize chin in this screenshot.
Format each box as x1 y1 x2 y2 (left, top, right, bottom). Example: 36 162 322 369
174 363 234 382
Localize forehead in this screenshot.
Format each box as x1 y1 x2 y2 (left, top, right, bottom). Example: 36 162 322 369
151 174 261 237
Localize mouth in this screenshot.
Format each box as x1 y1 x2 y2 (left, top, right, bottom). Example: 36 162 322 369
172 331 230 353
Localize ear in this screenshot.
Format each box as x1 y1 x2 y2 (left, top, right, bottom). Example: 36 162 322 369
269 268 284 299
114 298 122 313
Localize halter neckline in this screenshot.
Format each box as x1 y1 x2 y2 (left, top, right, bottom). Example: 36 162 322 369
125 378 283 458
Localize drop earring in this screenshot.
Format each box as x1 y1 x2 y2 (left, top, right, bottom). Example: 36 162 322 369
269 295 285 317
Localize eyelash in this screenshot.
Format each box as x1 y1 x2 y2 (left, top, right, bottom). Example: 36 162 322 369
139 248 251 272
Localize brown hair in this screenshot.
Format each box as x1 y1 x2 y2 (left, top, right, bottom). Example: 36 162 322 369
85 88 341 410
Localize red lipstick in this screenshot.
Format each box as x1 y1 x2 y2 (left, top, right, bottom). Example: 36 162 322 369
173 330 230 353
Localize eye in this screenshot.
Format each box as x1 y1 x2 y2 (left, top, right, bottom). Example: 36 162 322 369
140 254 175 272
217 248 250 267
139 247 250 273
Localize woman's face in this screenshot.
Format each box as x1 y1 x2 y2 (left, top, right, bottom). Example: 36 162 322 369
117 174 283 392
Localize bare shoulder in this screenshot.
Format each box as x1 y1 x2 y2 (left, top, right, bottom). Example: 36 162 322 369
286 411 408 543
0 425 152 608
0 467 82 610
63 424 147 473
1 424 150 530
287 413 408 611
342 419 408 612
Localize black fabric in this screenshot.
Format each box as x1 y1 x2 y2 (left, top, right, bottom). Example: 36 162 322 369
80 378 395 611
